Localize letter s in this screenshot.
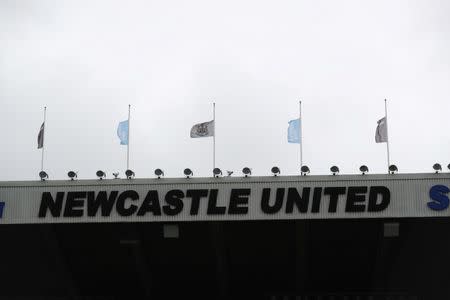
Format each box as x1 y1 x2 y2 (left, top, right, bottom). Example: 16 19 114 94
428 185 450 211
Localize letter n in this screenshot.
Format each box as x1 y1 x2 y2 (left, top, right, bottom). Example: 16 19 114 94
39 192 64 217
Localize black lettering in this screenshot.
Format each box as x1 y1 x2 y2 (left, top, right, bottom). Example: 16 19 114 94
87 191 118 217
163 190 184 216
117 190 139 217
286 188 310 213
311 187 322 213
368 186 390 212
261 188 284 214
137 191 161 216
346 186 367 212
64 192 86 217
324 187 346 213
39 192 64 218
229 189 250 215
207 189 226 215
186 189 208 215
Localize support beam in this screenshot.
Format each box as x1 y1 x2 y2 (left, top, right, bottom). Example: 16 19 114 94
210 223 229 299
295 221 309 294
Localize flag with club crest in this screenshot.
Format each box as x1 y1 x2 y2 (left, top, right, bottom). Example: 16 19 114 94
190 120 214 138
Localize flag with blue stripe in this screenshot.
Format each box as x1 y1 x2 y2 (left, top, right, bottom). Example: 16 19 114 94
117 120 129 145
288 118 301 143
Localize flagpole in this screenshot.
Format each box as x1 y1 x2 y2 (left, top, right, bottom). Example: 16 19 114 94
41 106 47 171
384 99 391 172
213 102 216 170
299 100 303 167
127 104 131 170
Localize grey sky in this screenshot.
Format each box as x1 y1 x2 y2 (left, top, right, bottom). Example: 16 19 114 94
1 0 449 181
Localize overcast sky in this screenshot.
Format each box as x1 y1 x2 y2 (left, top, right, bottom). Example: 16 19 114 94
1 0 449 181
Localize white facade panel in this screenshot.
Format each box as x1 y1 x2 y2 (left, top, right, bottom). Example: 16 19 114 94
0 173 448 224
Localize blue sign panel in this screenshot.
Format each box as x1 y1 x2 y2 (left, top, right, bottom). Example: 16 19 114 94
0 202 5 218
428 185 450 211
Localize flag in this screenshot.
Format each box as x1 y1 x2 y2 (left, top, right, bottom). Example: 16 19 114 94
117 120 129 145
37 122 45 149
375 117 388 143
288 118 300 143
190 120 214 138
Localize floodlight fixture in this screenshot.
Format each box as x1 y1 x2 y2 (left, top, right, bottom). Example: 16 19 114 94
154 169 164 178
389 165 398 174
359 165 369 175
448 164 450 171
184 168 193 178
125 169 135 179
39 171 48 181
271 166 280 176
433 163 442 173
213 168 222 177
67 171 77 180
300 165 310 176
96 170 106 180
242 167 252 177
330 166 340 175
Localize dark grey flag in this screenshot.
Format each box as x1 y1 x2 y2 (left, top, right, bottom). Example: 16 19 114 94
37 122 45 149
375 117 388 143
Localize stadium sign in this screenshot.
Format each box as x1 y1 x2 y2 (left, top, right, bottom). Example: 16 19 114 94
37 186 390 218
0 174 449 224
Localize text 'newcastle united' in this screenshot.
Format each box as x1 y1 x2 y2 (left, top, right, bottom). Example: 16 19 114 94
38 186 390 218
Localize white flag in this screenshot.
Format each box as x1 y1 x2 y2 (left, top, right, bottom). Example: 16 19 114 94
375 117 388 143
190 120 214 138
